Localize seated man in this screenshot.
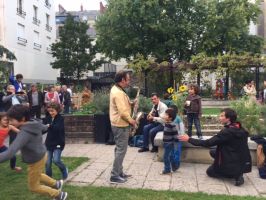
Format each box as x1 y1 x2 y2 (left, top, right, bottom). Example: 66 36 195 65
139 93 168 153
179 108 251 186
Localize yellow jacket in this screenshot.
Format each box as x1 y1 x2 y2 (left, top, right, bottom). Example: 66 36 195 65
109 85 133 127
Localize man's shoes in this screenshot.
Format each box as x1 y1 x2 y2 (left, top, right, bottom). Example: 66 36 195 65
110 176 127 184
235 175 244 186
138 148 149 153
198 135 203 140
160 170 171 175
120 173 132 179
55 180 64 190
150 147 158 153
12 166 22 173
54 191 68 200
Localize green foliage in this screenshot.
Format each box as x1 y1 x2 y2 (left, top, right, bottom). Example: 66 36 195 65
172 90 189 116
91 89 110 114
51 15 105 81
138 95 153 113
230 97 262 135
0 45 16 60
74 103 97 115
96 0 263 62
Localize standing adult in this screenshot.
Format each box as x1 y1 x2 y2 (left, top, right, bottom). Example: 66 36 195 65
61 85 71 114
27 84 44 119
9 73 24 92
109 70 136 184
179 108 251 186
138 93 168 153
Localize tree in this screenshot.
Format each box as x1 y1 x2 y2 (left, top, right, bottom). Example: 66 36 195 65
51 15 104 82
0 45 16 90
0 45 16 60
96 0 263 62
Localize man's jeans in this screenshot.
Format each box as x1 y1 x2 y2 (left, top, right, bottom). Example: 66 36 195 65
187 113 202 137
45 149 67 178
111 126 130 177
143 123 164 149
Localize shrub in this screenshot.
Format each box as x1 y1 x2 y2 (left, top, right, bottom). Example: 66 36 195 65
230 97 264 135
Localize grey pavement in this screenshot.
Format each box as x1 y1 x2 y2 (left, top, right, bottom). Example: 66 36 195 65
63 144 266 197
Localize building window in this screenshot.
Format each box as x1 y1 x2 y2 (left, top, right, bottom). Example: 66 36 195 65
104 63 117 73
46 14 52 32
33 6 40 26
17 0 26 18
46 36 52 53
45 0 51 9
33 31 41 50
17 23 27 46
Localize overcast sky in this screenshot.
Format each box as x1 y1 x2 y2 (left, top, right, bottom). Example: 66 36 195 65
54 0 106 11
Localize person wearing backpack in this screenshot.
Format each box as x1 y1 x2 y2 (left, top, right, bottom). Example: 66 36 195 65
179 108 251 186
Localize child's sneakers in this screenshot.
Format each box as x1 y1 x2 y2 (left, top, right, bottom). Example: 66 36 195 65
13 166 22 173
54 191 68 200
55 180 64 190
160 170 171 175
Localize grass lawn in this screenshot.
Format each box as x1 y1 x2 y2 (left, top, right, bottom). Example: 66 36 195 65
202 108 222 115
0 156 264 200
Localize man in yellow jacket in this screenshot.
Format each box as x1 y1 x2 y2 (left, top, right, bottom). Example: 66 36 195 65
109 70 136 184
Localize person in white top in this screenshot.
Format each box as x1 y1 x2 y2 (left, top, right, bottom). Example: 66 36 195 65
138 93 168 153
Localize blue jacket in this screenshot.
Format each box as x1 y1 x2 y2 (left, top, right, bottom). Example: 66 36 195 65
9 75 23 92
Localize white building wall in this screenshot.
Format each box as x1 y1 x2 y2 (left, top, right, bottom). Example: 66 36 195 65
0 0 58 84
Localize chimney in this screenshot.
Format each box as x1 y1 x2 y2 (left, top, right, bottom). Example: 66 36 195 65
81 4 83 12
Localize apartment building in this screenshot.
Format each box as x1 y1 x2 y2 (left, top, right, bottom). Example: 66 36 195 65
0 0 58 84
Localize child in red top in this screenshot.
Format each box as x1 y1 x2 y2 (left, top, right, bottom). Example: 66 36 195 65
0 112 22 172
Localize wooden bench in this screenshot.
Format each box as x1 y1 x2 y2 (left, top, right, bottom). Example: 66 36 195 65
154 132 258 165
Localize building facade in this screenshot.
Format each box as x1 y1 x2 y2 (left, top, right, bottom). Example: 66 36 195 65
0 0 58 84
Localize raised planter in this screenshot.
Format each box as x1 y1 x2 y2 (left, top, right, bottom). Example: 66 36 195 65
94 114 112 143
64 115 95 144
154 132 258 165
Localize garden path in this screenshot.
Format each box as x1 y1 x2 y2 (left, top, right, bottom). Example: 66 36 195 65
63 144 266 197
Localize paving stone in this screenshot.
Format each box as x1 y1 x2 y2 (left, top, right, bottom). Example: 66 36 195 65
116 176 145 189
63 144 264 197
143 180 170 190
225 176 259 196
171 178 198 193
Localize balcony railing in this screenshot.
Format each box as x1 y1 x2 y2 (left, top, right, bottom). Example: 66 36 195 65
46 24 52 32
45 1 51 8
17 37 27 45
33 17 40 26
17 8 26 18
34 43 42 49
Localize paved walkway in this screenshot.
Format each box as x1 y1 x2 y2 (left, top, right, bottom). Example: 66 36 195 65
63 144 266 197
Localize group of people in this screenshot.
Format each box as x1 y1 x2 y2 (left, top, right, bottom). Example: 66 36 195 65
0 70 254 199
0 74 71 199
109 70 251 187
0 74 73 116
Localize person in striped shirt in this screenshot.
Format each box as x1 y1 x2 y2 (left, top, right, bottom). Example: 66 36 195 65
161 108 179 174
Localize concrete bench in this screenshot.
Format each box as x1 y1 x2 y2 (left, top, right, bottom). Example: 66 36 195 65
154 132 258 165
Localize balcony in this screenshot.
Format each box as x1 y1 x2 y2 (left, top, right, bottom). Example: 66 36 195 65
34 43 42 50
17 8 26 18
33 17 40 26
46 24 52 32
46 47 52 54
17 37 27 46
45 1 51 9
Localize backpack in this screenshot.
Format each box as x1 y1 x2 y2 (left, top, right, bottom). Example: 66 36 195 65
257 144 266 179
257 144 265 168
